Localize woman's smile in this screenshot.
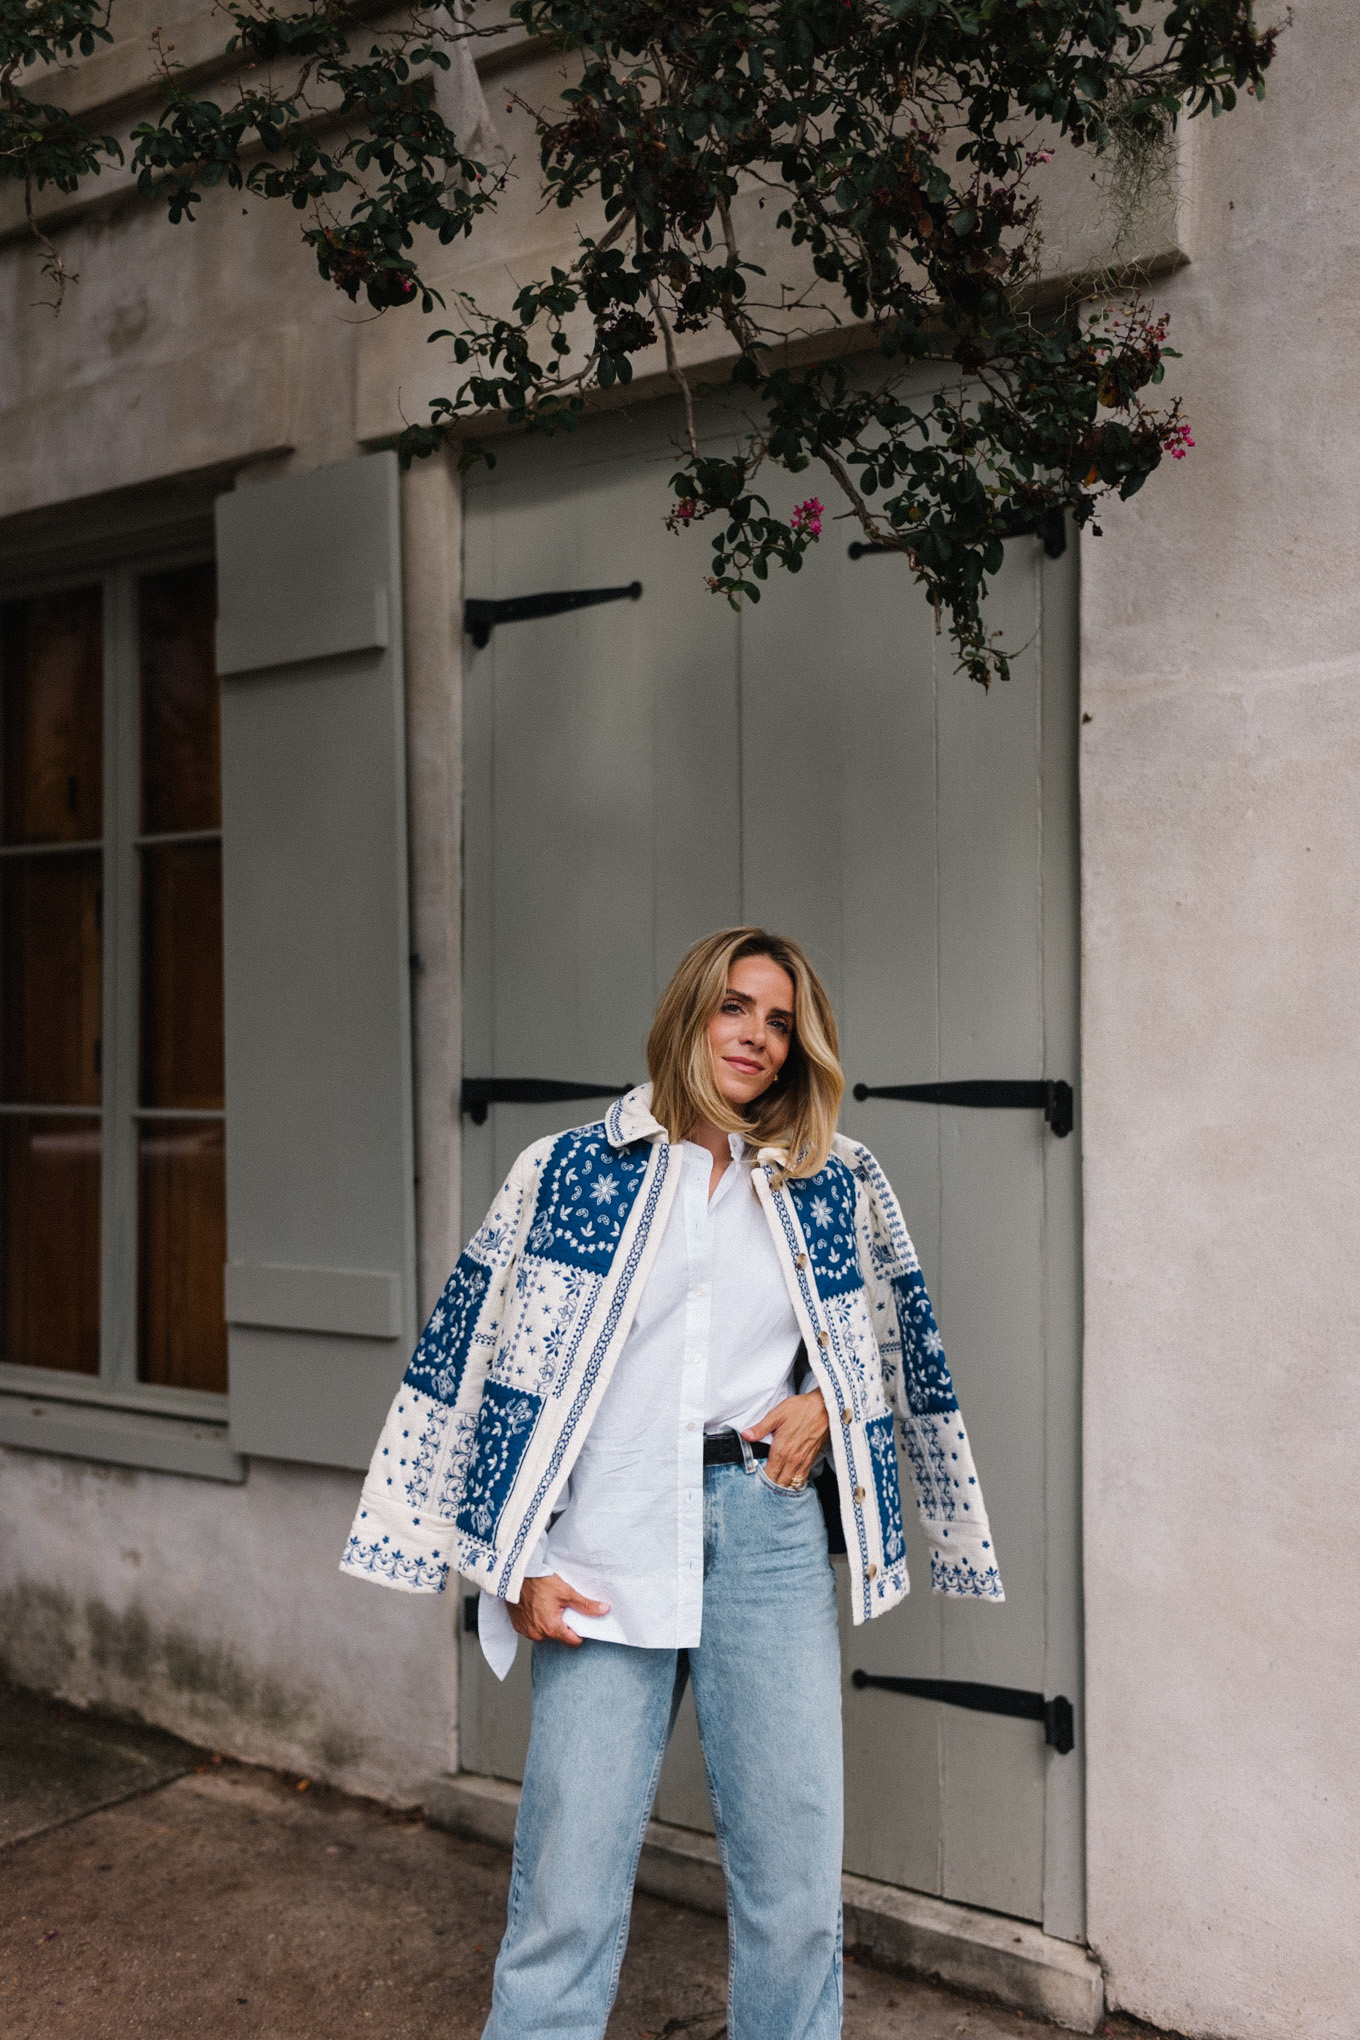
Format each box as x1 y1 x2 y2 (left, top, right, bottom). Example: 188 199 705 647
706 953 795 1110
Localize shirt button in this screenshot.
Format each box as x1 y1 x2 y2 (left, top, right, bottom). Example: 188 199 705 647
853 1485 865 1502
817 1330 829 1348
687 1421 698 1432
840 1407 852 1425
867 1564 878 1580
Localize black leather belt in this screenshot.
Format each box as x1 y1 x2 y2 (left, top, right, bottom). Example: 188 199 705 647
702 1433 770 1466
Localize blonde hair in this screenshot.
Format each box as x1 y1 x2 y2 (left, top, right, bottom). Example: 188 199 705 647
646 928 845 1180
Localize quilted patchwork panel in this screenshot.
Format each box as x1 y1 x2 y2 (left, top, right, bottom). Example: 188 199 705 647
891 1267 958 1414
456 1381 544 1544
866 1412 907 1569
368 1387 449 1513
523 1125 651 1274
785 1158 863 1298
491 1255 603 1398
825 1289 891 1421
901 1408 989 1526
405 1252 491 1404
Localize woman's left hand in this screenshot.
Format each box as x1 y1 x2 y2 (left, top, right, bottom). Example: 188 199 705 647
743 1390 831 1488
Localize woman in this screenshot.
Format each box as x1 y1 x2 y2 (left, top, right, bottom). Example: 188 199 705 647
343 927 1003 2040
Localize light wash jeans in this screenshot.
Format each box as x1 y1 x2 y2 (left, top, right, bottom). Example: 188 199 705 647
482 1460 844 2040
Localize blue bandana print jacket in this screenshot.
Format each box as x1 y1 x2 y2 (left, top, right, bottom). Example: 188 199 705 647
341 1086 1003 1623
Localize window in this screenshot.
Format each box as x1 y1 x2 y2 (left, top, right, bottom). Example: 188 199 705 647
0 558 226 1407
0 589 103 1376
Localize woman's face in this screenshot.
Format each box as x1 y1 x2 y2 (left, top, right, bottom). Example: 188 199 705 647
707 953 795 1112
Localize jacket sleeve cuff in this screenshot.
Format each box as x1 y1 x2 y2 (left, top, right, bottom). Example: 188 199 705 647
339 1491 452 1593
923 1522 1005 1602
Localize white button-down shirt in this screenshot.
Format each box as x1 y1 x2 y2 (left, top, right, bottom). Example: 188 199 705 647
478 1134 803 1677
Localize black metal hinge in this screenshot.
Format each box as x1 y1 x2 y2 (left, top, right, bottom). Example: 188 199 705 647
848 506 1066 564
464 581 643 649
851 1670 1075 1755
460 1078 629 1126
852 1078 1074 1139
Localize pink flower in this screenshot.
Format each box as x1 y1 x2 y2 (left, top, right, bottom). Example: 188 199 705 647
675 498 698 523
1163 421 1195 461
791 497 824 538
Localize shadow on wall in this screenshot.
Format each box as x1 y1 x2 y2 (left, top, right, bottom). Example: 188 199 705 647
0 1577 365 1780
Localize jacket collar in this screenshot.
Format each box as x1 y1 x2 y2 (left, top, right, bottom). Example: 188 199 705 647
605 1083 666 1149
605 1082 788 1175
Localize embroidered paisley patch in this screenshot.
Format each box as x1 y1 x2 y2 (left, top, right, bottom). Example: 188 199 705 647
892 1267 958 1414
405 1252 490 1405
456 1381 543 1544
866 1413 907 1569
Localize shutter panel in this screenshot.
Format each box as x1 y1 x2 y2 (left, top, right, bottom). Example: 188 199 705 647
215 452 417 1469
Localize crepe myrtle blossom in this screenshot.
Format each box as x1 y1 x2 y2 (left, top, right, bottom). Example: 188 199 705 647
4 0 1273 684
791 499 824 539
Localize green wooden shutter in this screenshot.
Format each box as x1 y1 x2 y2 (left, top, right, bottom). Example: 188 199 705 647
215 452 416 1469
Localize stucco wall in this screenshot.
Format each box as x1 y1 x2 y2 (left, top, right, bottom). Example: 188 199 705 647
1079 6 1360 2035
0 1444 458 1800
3 0 1357 2022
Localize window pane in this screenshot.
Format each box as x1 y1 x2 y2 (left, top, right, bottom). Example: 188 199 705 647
1 854 102 1107
1 588 103 845
137 565 226 1395
139 843 224 1110
137 1120 226 1393
0 1115 101 1373
139 566 220 835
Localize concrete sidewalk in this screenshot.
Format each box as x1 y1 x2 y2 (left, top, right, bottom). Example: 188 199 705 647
0 1685 1168 2040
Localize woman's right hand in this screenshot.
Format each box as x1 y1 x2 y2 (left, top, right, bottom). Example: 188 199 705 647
509 1573 610 1646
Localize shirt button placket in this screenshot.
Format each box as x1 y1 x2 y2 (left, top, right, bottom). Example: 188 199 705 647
678 1149 711 1629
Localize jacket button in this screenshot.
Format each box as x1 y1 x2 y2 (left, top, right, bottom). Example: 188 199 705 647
840 1406 852 1425
796 1252 808 1269
853 1485 865 1502
866 1564 878 1580
817 1330 829 1348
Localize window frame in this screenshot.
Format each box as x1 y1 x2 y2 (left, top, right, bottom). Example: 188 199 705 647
0 533 241 1475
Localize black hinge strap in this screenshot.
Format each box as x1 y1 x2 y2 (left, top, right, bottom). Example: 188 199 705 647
852 1078 1073 1139
464 581 643 649
851 1670 1075 1754
460 1078 629 1126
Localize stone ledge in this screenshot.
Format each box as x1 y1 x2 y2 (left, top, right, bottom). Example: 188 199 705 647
0 325 298 524
839 1871 1104 2034
425 1772 1105 2033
